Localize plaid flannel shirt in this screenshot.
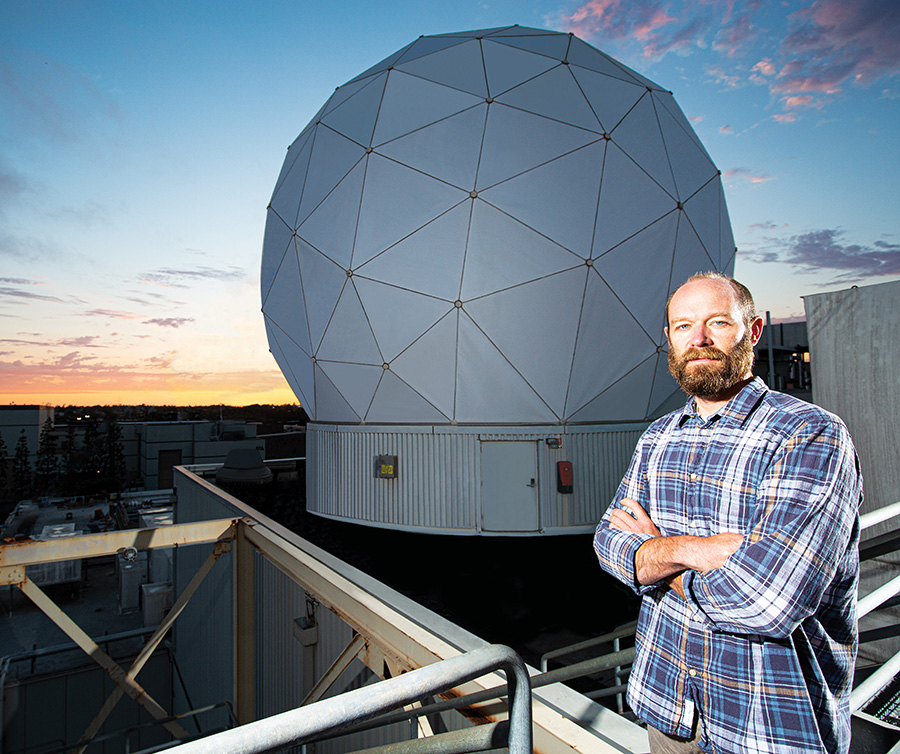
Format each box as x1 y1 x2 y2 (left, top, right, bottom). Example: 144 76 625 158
594 378 862 754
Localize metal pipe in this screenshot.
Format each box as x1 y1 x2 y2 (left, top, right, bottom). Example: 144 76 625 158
333 646 636 742
851 647 900 711
346 721 508 754
858 572 900 619
540 621 637 671
163 644 531 754
861 500 900 530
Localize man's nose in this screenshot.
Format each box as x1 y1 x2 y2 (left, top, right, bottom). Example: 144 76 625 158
688 325 713 346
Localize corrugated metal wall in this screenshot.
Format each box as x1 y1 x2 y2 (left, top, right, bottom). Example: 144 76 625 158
308 424 646 534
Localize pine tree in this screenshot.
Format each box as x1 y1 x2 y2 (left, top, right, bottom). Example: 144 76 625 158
35 416 58 493
0 430 8 495
13 430 32 498
102 416 127 492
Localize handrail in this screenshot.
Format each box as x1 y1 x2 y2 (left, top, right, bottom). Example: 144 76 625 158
540 620 637 672
861 500 900 530
163 644 532 754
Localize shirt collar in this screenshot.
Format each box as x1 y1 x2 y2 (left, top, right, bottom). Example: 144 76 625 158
677 376 769 427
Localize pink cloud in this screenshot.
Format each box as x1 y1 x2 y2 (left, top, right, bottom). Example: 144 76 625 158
752 58 776 76
723 168 774 183
719 124 733 134
776 0 900 96
772 112 797 123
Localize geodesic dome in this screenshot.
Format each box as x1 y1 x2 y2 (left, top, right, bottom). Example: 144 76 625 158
261 25 735 425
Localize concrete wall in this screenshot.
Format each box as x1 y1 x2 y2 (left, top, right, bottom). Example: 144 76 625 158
805 280 900 666
805 280 899 515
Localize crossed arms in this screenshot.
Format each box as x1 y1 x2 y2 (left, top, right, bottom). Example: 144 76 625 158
609 498 743 599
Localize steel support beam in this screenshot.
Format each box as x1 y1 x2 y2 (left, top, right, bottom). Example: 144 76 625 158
234 523 255 725
302 632 367 707
16 576 190 740
0 519 237 567
75 540 232 752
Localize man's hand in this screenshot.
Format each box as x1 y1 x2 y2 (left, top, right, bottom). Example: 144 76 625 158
609 498 661 537
607 498 744 595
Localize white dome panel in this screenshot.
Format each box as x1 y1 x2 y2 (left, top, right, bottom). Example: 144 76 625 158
373 72 483 147
320 73 387 147
477 104 600 190
395 39 488 98
297 160 365 269
314 364 360 423
482 38 559 97
316 283 382 364
317 361 383 419
264 244 312 354
266 319 314 410
295 241 346 352
569 353 658 422
354 277 453 362
356 202 470 300
570 65 646 134
611 95 676 198
496 65 601 134
260 211 293 302
390 311 458 418
479 142 604 256
461 201 582 300
298 128 366 227
365 370 449 423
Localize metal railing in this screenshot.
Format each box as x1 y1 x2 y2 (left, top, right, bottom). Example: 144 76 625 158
163 644 532 754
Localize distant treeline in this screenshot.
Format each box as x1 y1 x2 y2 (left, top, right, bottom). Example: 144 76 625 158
54 404 310 425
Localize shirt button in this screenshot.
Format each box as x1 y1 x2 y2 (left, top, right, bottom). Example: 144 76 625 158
689 669 698 677
690 473 697 480
699 429 707 435
692 613 701 621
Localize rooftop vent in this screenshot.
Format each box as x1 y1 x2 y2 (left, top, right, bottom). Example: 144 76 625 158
215 449 273 486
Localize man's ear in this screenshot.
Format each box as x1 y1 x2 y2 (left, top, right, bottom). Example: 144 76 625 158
750 315 764 346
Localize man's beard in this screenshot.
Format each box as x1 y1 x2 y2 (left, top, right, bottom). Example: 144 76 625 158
668 330 755 398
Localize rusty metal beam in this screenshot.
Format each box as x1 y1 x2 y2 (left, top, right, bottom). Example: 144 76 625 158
17 576 190 740
0 519 237 567
74 540 232 752
301 633 367 707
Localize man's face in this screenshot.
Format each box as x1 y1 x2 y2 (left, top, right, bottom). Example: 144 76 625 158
665 279 759 398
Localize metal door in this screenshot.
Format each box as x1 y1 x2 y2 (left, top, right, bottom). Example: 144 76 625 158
481 441 539 533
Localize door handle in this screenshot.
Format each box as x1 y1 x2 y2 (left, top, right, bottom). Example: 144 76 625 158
527 478 536 488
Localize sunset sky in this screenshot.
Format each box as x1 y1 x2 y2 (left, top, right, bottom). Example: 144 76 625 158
2 0 898 407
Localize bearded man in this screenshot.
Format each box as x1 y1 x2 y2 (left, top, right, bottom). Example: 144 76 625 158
593 272 862 754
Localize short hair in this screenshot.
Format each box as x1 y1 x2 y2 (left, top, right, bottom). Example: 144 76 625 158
665 272 757 327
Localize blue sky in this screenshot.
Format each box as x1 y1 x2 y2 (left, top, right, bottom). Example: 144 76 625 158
1 0 898 405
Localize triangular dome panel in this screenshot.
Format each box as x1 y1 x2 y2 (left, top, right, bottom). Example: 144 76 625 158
654 90 708 155
261 211 293 302
354 277 453 362
355 202 470 301
460 202 583 300
352 154 468 267
365 370 449 423
390 311 458 419
395 35 470 66
466 268 587 417
394 39 488 98
314 364 361 423
455 314 557 424
263 244 312 354
316 360 383 419
316 283 382 364
610 95 676 198
569 353 657 423
496 65 601 133
297 159 365 270
479 142 604 257
377 105 486 190
657 103 718 203
647 351 683 419
570 65 646 133
594 212 678 339
490 33 570 61
566 271 656 417
681 179 722 267
345 42 416 86
481 38 560 96
271 126 314 203
297 128 367 227
719 188 736 272
269 132 314 228
297 241 347 353
320 72 387 147
567 37 654 87
372 71 484 146
593 142 678 256
477 104 601 190
266 319 315 415
667 215 717 301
